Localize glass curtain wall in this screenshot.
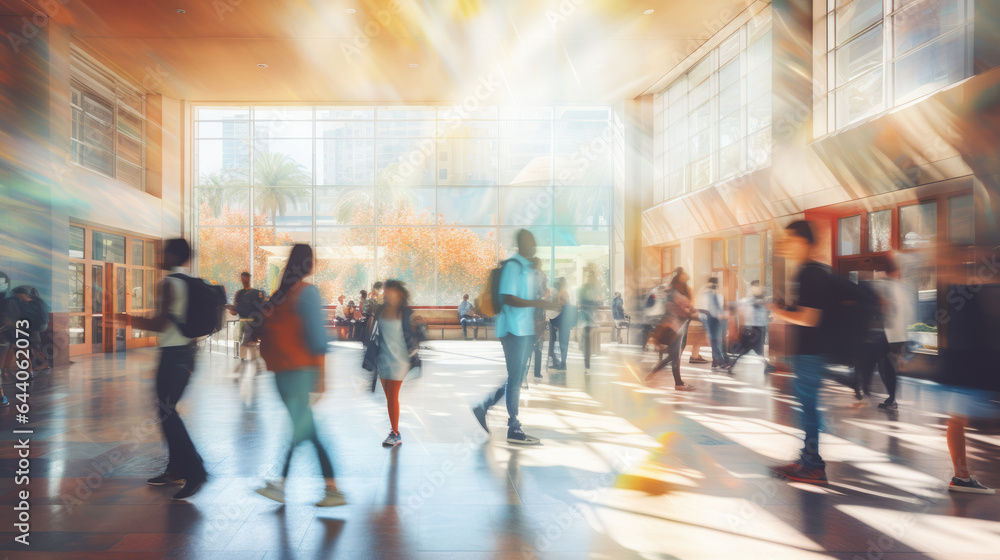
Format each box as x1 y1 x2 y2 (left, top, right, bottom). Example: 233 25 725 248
652 6 772 204
193 105 613 305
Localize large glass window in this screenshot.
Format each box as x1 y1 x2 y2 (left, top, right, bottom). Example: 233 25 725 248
827 0 973 129
654 6 773 203
193 105 613 304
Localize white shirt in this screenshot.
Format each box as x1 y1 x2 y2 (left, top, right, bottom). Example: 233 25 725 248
880 278 914 344
335 301 347 320
158 270 190 347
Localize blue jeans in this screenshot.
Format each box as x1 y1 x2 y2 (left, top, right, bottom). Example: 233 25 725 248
705 315 728 365
481 334 533 430
791 354 827 470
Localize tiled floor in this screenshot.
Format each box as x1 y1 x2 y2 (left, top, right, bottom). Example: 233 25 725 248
2 339 999 559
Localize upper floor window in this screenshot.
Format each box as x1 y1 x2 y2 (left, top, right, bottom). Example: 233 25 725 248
653 6 772 204
827 0 974 130
70 47 146 190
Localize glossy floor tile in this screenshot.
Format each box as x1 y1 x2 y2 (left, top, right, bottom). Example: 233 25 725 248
1 340 999 559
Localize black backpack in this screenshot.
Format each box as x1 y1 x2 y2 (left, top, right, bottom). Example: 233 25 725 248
820 270 880 367
235 288 265 318
168 274 227 338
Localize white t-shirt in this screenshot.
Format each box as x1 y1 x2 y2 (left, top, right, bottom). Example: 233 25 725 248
880 278 914 344
158 272 190 348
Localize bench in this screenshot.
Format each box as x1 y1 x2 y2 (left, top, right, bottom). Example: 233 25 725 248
412 307 493 340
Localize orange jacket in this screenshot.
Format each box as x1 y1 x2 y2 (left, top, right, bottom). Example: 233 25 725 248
260 282 324 372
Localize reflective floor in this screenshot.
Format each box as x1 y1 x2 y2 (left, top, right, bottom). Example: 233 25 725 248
2 340 999 559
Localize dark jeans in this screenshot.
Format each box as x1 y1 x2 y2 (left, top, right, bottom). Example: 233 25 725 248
548 317 570 367
731 326 767 366
791 354 826 470
854 333 900 403
275 368 334 479
460 316 482 339
156 345 205 480
481 334 533 430
650 322 689 386
533 336 543 377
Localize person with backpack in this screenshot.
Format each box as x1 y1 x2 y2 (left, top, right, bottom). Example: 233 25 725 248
768 221 834 485
472 229 561 445
117 239 222 500
363 279 421 448
646 268 699 390
255 244 345 506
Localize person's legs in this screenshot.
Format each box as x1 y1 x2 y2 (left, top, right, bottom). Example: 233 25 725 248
791 354 826 470
879 342 901 404
706 316 723 365
853 341 880 397
461 317 469 339
548 319 558 365
670 340 684 386
381 379 403 434
500 335 532 430
947 415 969 479
582 326 592 369
275 369 320 478
156 347 205 480
474 318 481 340
558 321 571 367
533 338 542 377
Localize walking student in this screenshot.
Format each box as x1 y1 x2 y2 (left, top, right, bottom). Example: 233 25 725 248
696 277 730 371
578 265 602 373
118 239 207 500
769 221 833 485
729 280 776 373
472 229 561 445
528 256 550 379
647 268 699 391
256 244 345 507
547 277 574 371
853 256 912 409
370 280 420 448
229 271 265 375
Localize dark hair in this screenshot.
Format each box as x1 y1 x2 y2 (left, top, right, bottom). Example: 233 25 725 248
516 228 533 248
240 271 250 278
373 281 383 290
383 279 409 307
750 280 761 287
669 267 685 289
271 244 313 303
708 277 719 285
164 238 191 265
785 220 815 246
463 293 469 298
360 289 367 299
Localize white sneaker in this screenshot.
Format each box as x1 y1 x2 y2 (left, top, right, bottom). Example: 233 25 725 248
255 480 285 503
316 488 348 507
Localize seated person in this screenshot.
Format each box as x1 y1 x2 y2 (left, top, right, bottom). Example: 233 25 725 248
458 293 483 340
612 291 629 343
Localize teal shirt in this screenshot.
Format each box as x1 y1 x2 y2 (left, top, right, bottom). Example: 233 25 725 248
495 253 536 337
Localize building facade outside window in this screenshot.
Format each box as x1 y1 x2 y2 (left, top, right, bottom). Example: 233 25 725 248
70 47 147 190
653 6 773 204
192 105 614 305
826 0 974 130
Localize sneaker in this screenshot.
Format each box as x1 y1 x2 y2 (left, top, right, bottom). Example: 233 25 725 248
949 477 995 494
382 431 402 447
507 428 541 446
689 357 709 364
878 400 898 410
534 373 543 379
763 363 778 374
769 462 802 479
674 384 696 391
472 404 490 434
0 395 8 407
853 387 863 401
255 480 286 503
147 473 184 486
316 488 348 507
782 466 828 485
172 476 207 500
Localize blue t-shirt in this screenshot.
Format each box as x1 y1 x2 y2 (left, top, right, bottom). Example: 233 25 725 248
495 253 536 338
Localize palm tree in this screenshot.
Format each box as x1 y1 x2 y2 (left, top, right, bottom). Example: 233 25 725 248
253 151 312 223
198 171 247 220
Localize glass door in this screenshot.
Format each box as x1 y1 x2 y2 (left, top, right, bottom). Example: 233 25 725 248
91 264 104 353
114 264 127 352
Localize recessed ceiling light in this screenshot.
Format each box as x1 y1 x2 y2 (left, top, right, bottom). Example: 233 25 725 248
409 63 420 68
643 9 654 15
174 8 185 14
257 63 269 69
345 8 356 14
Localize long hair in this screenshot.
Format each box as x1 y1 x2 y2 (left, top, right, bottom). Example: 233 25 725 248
383 279 410 308
271 244 314 304
668 267 691 299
